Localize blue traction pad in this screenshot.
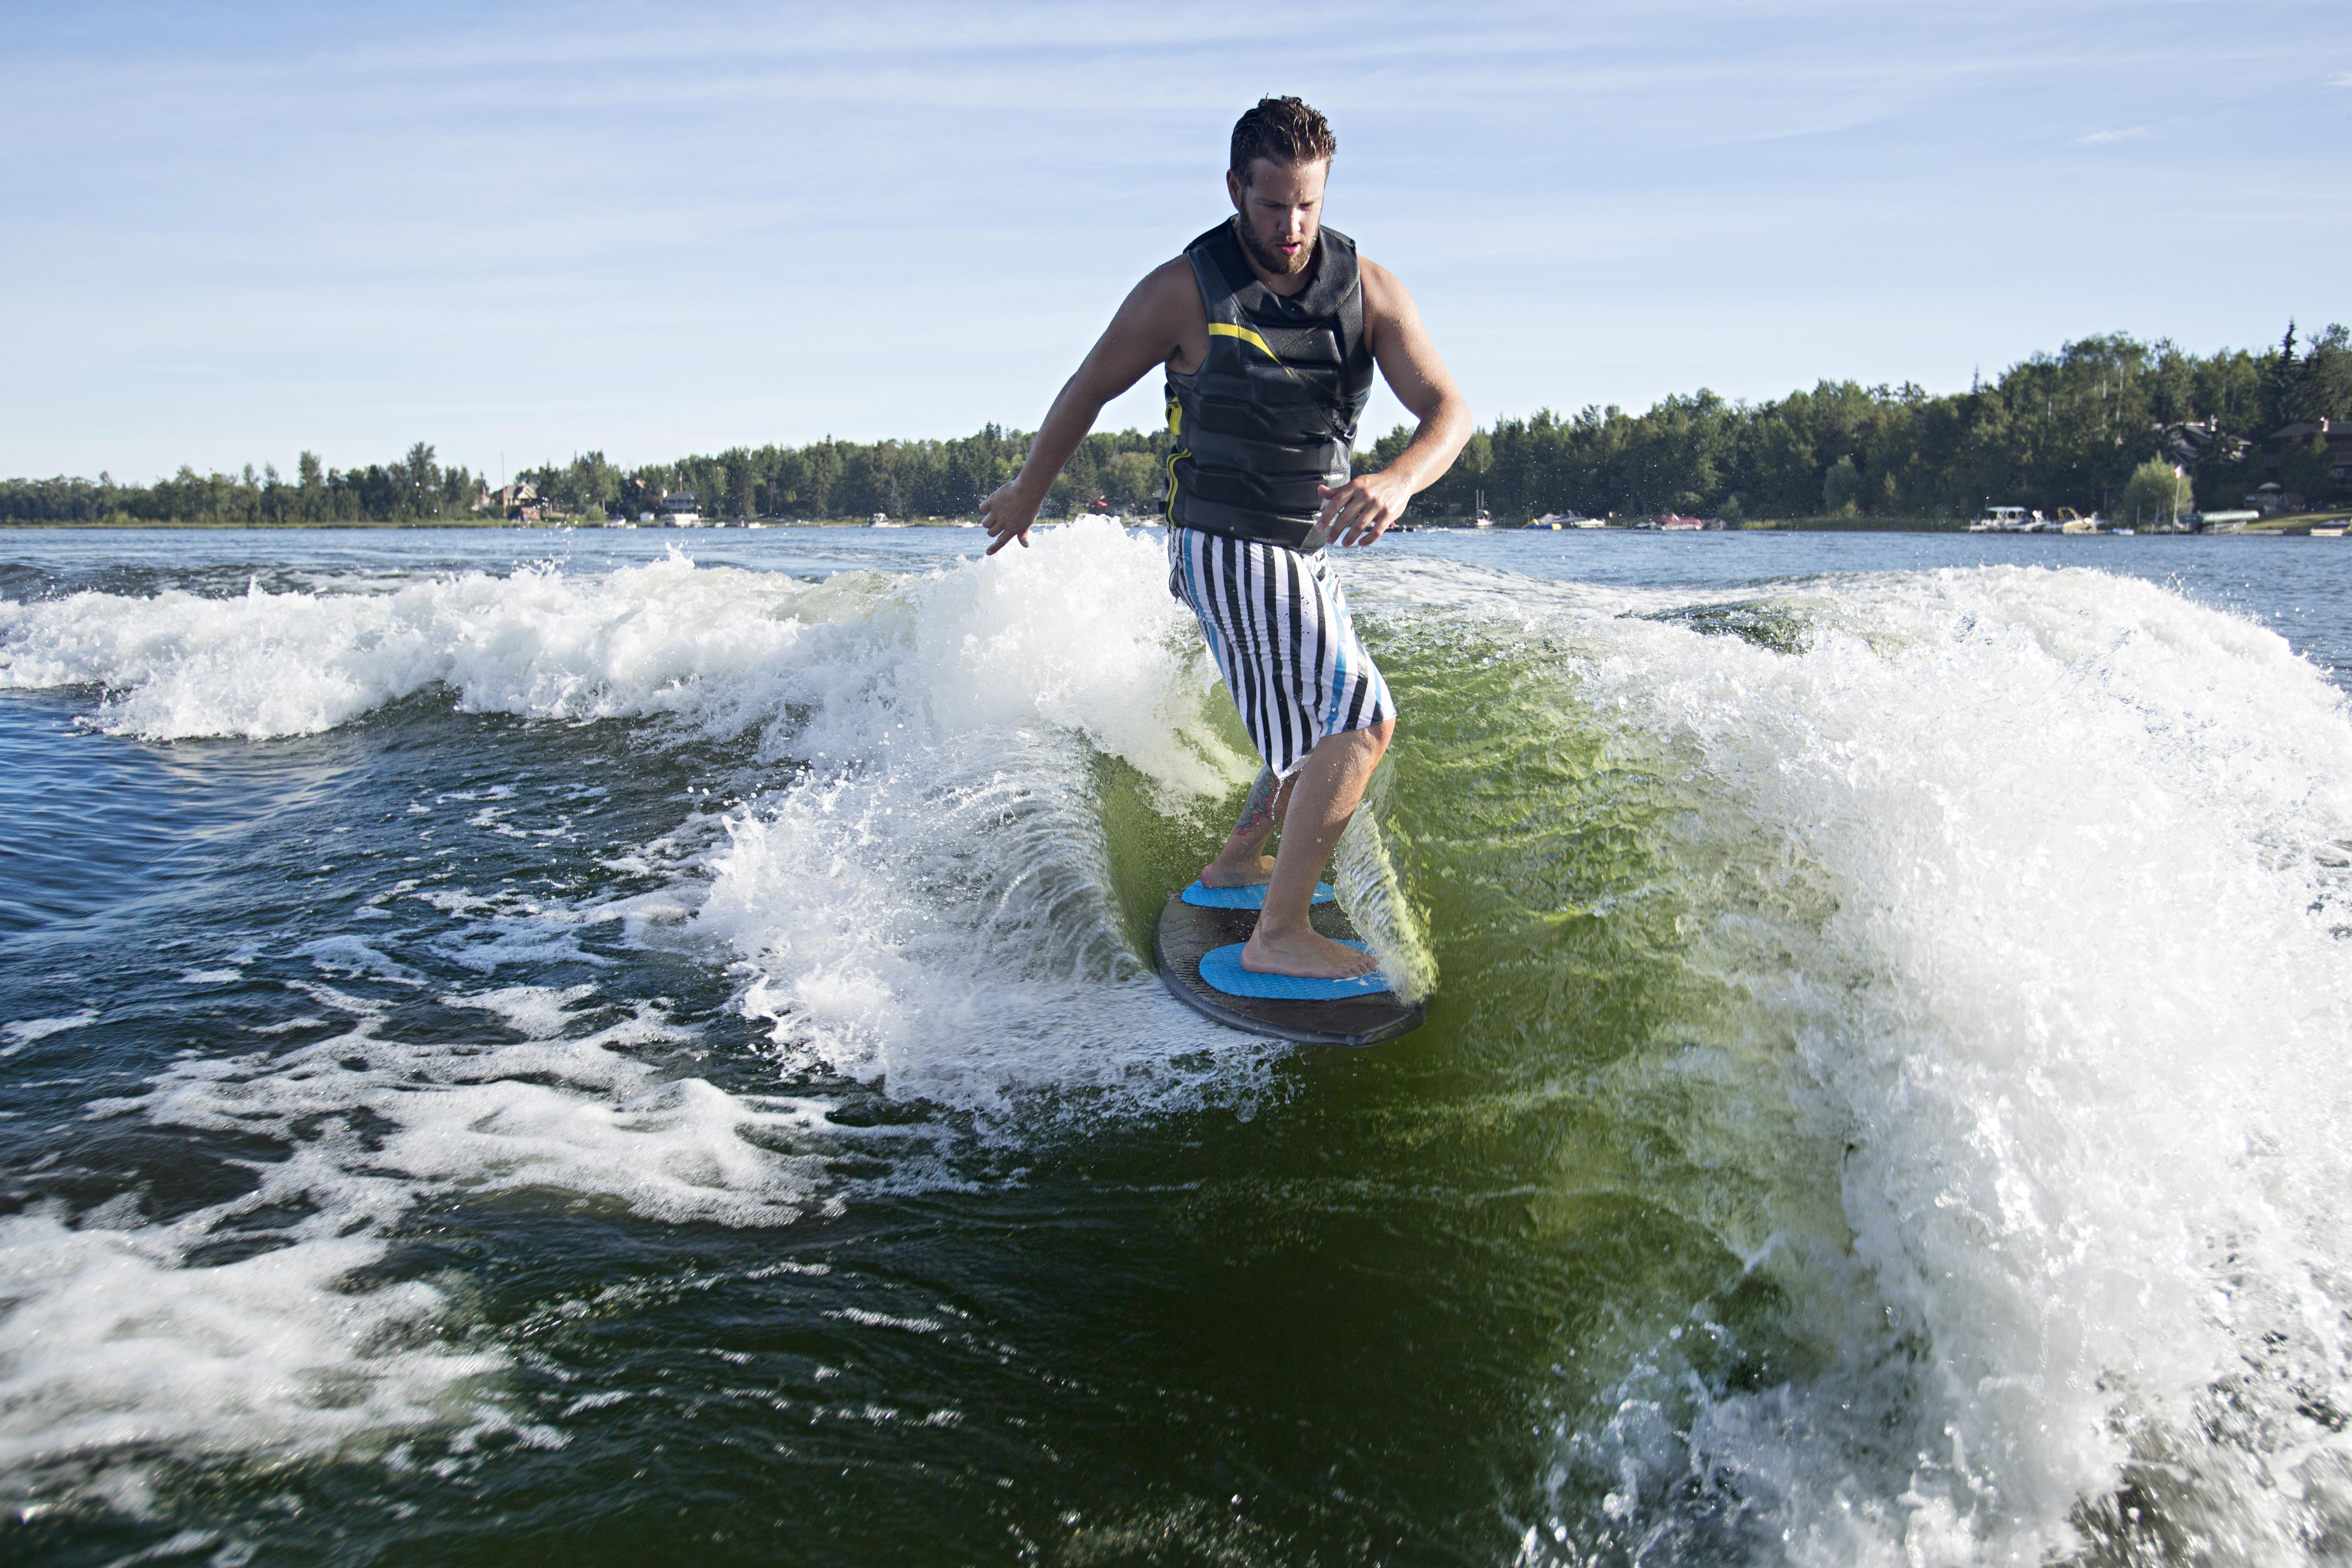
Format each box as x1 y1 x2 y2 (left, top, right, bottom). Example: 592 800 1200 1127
1179 880 1337 910
1197 942 1389 1000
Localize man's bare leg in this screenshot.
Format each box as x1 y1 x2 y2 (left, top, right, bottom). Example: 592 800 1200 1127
1199 766 1295 888
1241 720 1394 978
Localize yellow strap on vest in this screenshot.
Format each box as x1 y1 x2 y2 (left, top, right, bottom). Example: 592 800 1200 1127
1163 396 1186 523
1207 322 1280 363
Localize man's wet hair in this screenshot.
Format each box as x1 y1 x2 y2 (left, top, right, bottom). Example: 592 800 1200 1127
1229 97 1336 185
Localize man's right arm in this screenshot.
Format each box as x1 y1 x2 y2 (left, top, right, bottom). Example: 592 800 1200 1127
981 259 1197 556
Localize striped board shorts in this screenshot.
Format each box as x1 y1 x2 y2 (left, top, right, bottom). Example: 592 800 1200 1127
1167 525 1395 779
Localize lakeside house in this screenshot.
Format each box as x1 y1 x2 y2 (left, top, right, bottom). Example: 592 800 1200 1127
472 481 542 522
660 488 700 525
2161 417 2248 468
2256 417 2352 512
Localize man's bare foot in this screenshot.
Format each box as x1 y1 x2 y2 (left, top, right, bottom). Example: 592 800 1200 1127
1199 852 1276 889
1240 925 1379 980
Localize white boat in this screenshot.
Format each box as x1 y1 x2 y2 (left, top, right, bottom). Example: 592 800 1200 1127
1967 506 2031 532
1471 490 1494 527
2111 527 2135 536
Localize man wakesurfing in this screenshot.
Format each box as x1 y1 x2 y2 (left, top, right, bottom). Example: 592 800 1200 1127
981 96 1471 980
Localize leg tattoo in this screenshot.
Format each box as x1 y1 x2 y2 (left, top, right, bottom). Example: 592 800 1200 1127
1199 767 1286 888
1233 766 1280 842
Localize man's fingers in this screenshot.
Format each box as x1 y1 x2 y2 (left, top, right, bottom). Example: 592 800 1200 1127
1329 495 1360 541
1339 494 1390 545
1321 481 1366 532
1313 479 1401 546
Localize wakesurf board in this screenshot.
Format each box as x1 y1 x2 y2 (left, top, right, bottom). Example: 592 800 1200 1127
1153 881 1426 1048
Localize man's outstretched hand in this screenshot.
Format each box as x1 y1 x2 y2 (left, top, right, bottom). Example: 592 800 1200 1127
1316 469 1413 547
980 482 1043 556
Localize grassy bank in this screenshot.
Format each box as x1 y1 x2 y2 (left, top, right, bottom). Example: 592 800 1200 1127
2232 508 2352 535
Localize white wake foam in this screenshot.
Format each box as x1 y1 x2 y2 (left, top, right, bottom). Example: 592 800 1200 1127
1 545 835 740
1533 562 2352 1564
692 519 1287 1112
0 982 839 1491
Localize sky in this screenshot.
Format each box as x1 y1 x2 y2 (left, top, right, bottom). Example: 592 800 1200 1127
3 0 2346 484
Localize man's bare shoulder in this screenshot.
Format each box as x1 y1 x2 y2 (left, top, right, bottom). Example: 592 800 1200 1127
1105 256 1201 334
1128 257 1203 338
1078 254 1208 384
1357 256 1420 326
1134 255 1195 304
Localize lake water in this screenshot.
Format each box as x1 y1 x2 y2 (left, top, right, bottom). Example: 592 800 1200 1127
5 523 2350 1565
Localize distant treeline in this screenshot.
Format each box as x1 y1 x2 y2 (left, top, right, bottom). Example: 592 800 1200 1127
5 325 2346 526
521 425 1069 524
1395 322 2349 522
0 444 487 528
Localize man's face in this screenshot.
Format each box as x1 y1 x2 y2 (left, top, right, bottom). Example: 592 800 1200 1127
1225 157 1327 279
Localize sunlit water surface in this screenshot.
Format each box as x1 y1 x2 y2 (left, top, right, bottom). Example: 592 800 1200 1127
4 523 2350 1566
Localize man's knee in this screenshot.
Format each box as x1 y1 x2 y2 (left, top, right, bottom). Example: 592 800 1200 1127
1325 719 1392 770
1304 720 1393 772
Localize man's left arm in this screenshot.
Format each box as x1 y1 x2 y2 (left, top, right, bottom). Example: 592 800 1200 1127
1317 259 1473 546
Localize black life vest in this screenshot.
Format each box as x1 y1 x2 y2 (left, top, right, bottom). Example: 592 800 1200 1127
1164 221 1377 551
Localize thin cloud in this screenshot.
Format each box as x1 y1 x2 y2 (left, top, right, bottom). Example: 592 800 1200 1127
2078 126 2151 144
2331 69 2352 86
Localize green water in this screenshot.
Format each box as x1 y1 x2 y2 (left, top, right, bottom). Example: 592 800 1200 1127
1064 616 1856 1562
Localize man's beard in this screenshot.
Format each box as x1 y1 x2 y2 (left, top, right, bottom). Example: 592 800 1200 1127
1234 217 1314 278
